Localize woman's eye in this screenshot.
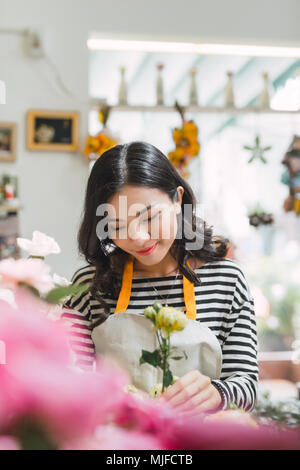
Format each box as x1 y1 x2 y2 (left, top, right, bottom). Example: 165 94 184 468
142 211 160 223
109 226 124 232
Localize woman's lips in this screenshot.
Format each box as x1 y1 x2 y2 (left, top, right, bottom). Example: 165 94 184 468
136 242 158 256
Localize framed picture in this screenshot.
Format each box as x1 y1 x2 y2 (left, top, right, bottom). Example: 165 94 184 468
27 110 79 152
0 122 17 162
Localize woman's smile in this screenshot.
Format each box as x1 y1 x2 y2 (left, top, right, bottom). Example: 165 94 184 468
136 242 158 256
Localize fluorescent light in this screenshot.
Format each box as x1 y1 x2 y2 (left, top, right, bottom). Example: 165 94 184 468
87 38 300 58
87 39 200 53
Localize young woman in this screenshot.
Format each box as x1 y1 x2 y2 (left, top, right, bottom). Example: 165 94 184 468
62 141 258 414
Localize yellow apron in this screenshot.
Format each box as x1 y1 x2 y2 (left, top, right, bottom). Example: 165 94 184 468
114 255 197 319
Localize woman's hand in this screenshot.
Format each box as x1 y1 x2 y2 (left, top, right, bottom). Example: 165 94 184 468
158 370 222 415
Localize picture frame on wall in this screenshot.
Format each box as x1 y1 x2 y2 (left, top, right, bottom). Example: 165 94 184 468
27 110 79 152
0 122 17 162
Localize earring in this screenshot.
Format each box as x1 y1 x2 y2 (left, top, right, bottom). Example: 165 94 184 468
100 239 116 256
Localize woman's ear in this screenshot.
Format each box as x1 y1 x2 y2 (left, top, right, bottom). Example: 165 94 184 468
175 186 184 214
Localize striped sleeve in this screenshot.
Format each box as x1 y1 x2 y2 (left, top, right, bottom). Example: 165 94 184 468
60 266 96 371
211 266 258 412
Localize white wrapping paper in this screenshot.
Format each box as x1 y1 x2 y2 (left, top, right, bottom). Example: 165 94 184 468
92 313 222 393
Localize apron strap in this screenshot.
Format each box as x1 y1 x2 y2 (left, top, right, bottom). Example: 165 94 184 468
114 255 134 314
114 256 197 320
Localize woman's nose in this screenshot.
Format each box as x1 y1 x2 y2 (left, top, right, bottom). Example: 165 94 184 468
128 223 150 244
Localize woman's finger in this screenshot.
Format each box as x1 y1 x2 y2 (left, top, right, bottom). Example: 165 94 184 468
167 380 202 407
161 370 201 400
194 397 219 413
174 387 212 412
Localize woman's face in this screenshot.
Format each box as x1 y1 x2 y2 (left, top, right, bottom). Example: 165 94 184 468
105 185 184 266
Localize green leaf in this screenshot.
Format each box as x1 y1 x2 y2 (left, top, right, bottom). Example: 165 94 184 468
139 349 162 368
45 283 90 304
244 145 253 151
171 356 184 360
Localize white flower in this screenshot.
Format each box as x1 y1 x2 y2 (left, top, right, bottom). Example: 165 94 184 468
0 258 55 294
53 273 71 287
0 288 17 308
17 231 61 258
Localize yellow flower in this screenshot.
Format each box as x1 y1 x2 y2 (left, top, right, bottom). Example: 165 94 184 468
172 311 188 331
83 132 117 159
144 306 157 323
156 306 187 333
156 306 177 332
168 120 200 174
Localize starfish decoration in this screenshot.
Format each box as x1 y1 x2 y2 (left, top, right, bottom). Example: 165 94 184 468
244 135 271 164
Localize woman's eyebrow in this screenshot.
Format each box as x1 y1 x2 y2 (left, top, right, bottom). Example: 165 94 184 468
107 203 158 222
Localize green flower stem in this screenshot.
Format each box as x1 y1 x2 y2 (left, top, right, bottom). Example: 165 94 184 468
162 331 171 392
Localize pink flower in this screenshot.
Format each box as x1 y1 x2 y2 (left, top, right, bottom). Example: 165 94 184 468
17 231 61 258
0 435 21 450
0 258 54 294
164 413 300 450
63 424 169 450
0 292 128 444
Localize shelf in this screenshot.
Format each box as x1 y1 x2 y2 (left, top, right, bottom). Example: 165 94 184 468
0 204 23 213
90 100 300 115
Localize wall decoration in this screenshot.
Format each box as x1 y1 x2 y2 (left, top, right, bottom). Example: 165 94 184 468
168 101 200 179
0 122 17 162
84 104 119 165
189 67 198 106
156 63 164 105
118 66 128 105
225 71 235 107
244 135 271 164
248 206 274 227
281 135 300 216
27 110 79 152
259 72 271 109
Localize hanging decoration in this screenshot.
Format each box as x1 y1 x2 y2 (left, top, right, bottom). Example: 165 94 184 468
156 63 164 105
248 204 274 227
244 135 271 164
118 66 128 105
281 135 300 216
168 101 200 179
225 71 235 107
259 72 271 109
188 67 198 106
83 105 119 162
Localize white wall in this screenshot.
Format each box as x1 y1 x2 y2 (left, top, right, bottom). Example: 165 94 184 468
0 0 299 279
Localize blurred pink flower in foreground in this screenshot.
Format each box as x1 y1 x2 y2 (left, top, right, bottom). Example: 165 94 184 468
0 289 128 446
0 286 299 450
0 435 21 450
17 231 61 258
0 258 54 295
64 424 169 450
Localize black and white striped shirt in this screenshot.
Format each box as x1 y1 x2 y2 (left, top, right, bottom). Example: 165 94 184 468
61 258 258 412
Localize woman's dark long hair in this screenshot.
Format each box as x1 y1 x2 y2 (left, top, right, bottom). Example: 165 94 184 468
78 141 228 327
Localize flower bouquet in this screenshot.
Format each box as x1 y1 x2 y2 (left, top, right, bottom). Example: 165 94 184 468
168 101 200 178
